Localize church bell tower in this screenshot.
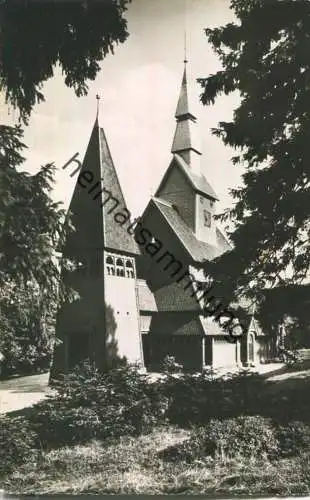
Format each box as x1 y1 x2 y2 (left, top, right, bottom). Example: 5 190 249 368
51 105 144 378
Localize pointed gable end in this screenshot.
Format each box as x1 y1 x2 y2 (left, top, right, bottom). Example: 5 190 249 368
155 154 219 201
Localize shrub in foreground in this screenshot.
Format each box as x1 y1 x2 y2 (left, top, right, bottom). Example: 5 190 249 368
276 421 310 458
159 416 279 463
162 370 264 426
159 416 310 464
29 362 167 447
0 416 39 475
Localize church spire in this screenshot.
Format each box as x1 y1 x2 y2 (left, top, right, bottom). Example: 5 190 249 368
96 94 100 121
171 58 202 172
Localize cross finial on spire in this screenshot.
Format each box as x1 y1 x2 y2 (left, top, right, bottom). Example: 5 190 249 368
184 31 188 64
96 94 100 119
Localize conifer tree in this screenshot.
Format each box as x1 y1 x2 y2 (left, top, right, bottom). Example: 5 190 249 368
0 0 130 123
199 0 310 326
0 125 74 375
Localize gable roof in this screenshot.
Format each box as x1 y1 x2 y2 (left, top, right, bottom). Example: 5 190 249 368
68 118 139 256
150 314 203 336
153 280 201 312
200 316 227 336
155 154 219 201
248 316 265 337
151 197 219 262
199 315 260 337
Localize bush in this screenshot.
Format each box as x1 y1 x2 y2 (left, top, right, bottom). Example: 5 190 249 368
0 329 52 377
0 416 39 475
162 370 264 426
279 347 303 366
276 421 310 458
160 355 183 374
159 416 279 464
29 400 102 447
29 362 167 447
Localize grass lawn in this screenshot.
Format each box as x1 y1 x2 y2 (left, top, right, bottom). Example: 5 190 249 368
3 363 310 496
2 425 310 496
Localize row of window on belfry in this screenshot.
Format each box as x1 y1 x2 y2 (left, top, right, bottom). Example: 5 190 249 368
106 255 135 278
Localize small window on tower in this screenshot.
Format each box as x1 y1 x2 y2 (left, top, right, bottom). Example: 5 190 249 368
116 257 125 278
106 255 115 276
204 209 211 227
200 196 204 204
125 260 135 279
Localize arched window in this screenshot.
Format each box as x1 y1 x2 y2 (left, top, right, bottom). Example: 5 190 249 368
106 255 115 276
116 257 125 277
125 259 134 278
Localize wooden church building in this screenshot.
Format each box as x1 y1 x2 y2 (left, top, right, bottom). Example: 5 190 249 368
51 61 272 378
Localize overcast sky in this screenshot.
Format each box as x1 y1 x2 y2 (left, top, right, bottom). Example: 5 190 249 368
1 0 242 218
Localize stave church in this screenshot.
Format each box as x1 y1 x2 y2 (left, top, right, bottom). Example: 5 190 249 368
51 60 275 378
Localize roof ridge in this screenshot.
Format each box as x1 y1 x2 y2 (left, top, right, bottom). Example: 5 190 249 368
151 196 173 207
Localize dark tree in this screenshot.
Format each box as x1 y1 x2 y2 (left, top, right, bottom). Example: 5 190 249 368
199 0 310 324
0 125 69 291
0 0 131 123
0 125 75 375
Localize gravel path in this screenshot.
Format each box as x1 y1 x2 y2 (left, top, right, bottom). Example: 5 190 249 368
0 372 53 414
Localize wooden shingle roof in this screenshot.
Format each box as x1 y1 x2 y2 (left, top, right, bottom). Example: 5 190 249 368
69 118 140 256
153 280 201 312
150 314 203 336
151 197 220 262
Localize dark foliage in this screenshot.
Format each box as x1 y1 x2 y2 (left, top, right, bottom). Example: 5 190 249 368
161 370 263 426
160 355 183 374
159 416 310 464
159 416 279 463
2 365 310 483
0 415 39 476
0 125 75 376
0 0 131 123
276 421 310 458
199 0 310 328
0 125 72 291
28 362 167 447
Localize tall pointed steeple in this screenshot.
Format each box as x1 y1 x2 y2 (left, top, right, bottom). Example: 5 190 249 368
66 116 139 256
171 59 202 174
51 108 143 378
